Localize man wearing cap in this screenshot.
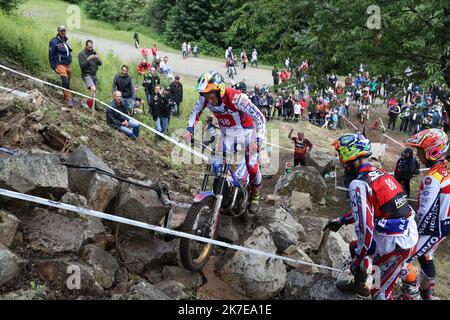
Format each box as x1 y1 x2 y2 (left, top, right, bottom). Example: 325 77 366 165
78 40 102 110
49 26 76 107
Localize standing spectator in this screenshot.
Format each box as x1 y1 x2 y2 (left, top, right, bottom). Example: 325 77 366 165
141 46 149 59
240 50 248 69
368 77 378 103
288 129 313 167
387 100 401 131
399 103 411 133
293 100 301 122
151 44 158 59
328 73 337 89
112 65 136 106
187 42 192 57
193 44 199 58
169 75 183 117
143 67 161 107
150 85 171 135
107 91 140 140
137 58 151 76
133 31 139 48
283 94 294 121
251 48 258 68
344 73 353 91
335 83 344 96
300 98 308 119
49 25 75 107
78 40 102 110
272 67 280 86
300 59 309 74
182 42 187 59
273 95 283 120
394 148 420 198
267 93 274 120
308 98 318 125
285 57 291 71
280 69 290 84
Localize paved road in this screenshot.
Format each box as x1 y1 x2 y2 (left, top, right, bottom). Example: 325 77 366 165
71 32 273 88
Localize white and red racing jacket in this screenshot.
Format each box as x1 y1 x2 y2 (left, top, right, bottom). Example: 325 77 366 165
339 163 418 257
187 88 265 143
416 160 450 238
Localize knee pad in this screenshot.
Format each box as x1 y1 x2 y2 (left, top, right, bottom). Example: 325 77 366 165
400 263 417 284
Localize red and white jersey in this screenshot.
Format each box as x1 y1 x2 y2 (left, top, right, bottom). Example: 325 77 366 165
417 161 450 237
187 87 265 142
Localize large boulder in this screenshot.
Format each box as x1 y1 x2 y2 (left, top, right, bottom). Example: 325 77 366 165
155 280 189 300
109 182 170 235
66 145 120 212
217 215 247 243
275 166 327 204
20 207 105 254
118 236 178 275
305 147 336 175
257 207 306 252
217 227 287 299
317 232 350 277
0 211 19 247
114 280 171 300
288 191 312 213
81 244 119 289
0 245 27 287
283 271 366 300
30 258 105 297
0 153 68 199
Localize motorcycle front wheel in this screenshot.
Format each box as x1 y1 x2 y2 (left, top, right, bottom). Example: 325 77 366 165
179 196 218 272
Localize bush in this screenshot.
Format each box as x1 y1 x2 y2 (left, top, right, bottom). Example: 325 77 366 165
0 0 25 13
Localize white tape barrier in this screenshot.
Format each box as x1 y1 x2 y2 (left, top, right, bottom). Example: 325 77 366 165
342 116 358 131
383 133 406 148
0 64 208 161
0 188 343 273
266 142 294 152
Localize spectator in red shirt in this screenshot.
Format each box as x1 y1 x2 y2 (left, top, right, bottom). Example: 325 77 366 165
151 44 158 58
300 98 308 118
280 69 290 83
141 46 149 59
288 129 313 166
137 59 151 76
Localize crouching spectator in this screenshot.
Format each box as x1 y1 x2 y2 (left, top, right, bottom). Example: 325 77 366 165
149 85 171 137
107 91 140 140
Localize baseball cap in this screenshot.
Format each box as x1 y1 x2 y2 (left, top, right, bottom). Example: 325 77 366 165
57 25 66 32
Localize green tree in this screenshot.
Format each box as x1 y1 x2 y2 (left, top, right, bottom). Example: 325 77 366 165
0 0 25 13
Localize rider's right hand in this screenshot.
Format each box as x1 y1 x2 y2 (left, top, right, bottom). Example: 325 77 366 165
323 218 343 232
183 130 193 143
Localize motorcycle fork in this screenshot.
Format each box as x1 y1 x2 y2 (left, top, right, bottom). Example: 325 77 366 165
208 164 229 238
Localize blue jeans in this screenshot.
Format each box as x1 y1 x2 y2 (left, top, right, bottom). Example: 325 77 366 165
119 119 140 139
156 117 169 134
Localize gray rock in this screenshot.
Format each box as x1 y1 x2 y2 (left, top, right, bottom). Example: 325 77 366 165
0 245 27 286
0 154 68 199
0 211 20 247
275 166 327 204
110 183 170 234
217 227 287 299
66 145 120 212
0 289 44 300
217 215 246 243
161 266 204 291
119 280 171 300
257 207 306 252
339 224 357 243
284 271 366 300
318 232 350 277
305 147 336 175
155 280 189 300
20 207 105 254
289 191 312 213
31 258 104 296
81 244 119 289
60 192 88 207
297 216 328 250
119 236 178 275
282 245 319 273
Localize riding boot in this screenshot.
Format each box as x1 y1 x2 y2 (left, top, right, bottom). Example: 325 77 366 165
336 268 370 297
248 183 261 216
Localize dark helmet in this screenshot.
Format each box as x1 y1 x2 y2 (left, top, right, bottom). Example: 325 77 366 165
402 148 413 159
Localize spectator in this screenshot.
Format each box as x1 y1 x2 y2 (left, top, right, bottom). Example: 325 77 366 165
78 39 102 110
149 85 171 136
272 67 280 86
241 50 248 69
151 44 158 58
137 58 151 76
368 77 378 103
394 148 420 198
143 67 161 107
387 100 401 131
280 69 290 84
159 56 172 76
335 83 344 96
254 85 262 97
49 25 75 107
300 98 308 119
399 103 411 133
193 44 199 58
308 98 318 125
169 75 183 117
293 100 301 122
107 91 140 140
283 94 294 121
300 59 309 74
112 65 136 106
273 95 283 120
182 42 187 59
248 91 260 109
267 93 274 120
288 129 313 167
251 48 258 68
328 73 337 89
134 31 139 48
141 46 149 59
187 42 192 57
259 93 269 117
